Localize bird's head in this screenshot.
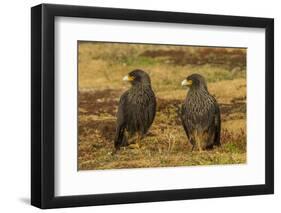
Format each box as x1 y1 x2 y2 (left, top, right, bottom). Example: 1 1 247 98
181 74 208 90
123 69 151 86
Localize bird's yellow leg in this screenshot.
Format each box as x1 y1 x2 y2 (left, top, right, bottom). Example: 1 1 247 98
137 133 141 148
127 133 137 144
128 133 141 149
194 130 202 153
198 138 202 153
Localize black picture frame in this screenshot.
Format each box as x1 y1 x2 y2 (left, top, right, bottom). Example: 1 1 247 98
31 3 274 209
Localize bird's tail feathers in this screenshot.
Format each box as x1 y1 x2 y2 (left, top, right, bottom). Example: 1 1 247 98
114 126 128 150
214 131 221 146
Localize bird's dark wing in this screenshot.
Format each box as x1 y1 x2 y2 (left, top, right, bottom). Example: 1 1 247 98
146 92 157 133
213 102 221 146
180 104 190 139
114 91 128 149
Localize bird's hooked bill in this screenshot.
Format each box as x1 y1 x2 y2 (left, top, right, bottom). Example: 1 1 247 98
123 75 134 81
181 79 192 86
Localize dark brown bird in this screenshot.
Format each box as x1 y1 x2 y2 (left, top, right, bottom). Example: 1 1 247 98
114 69 156 150
180 74 221 151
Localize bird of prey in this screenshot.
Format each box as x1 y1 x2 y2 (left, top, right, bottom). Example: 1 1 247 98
114 69 156 150
180 74 221 151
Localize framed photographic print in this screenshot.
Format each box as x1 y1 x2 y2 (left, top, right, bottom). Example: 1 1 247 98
31 3 274 209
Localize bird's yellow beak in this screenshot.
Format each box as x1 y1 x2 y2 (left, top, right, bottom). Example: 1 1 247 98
181 79 192 86
123 75 134 82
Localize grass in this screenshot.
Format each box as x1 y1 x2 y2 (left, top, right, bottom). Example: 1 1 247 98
78 42 247 170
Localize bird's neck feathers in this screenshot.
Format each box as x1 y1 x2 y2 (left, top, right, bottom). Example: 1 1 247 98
186 85 210 102
130 82 152 92
189 84 208 93
128 83 153 101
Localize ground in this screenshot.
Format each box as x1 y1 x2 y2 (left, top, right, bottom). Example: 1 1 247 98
78 42 247 170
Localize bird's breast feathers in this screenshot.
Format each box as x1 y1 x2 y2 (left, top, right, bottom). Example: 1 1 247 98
183 91 218 127
127 87 155 105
